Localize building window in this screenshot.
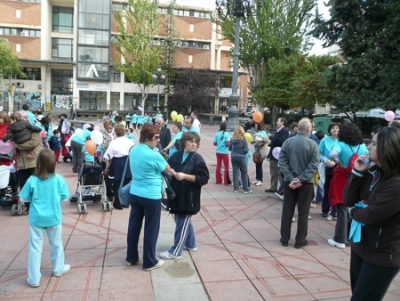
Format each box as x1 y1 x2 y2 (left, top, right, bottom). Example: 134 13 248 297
16 68 41 80
52 38 73 60
53 6 74 33
110 68 121 82
0 27 40 37
51 69 73 93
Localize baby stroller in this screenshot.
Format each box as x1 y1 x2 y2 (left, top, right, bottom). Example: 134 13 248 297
69 163 112 214
0 155 22 215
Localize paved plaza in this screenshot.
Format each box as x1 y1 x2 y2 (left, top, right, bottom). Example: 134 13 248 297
1 121 399 301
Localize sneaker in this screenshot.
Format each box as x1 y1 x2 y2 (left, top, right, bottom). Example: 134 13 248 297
243 190 253 194
310 203 316 208
184 246 197 252
328 238 345 249
54 264 71 277
161 199 168 210
160 251 182 260
233 190 238 193
292 217 296 222
28 282 40 288
326 214 336 221
274 192 284 200
250 180 258 184
254 181 262 186
143 260 164 271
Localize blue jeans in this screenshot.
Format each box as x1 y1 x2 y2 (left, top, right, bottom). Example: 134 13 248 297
126 194 161 269
168 214 196 257
231 156 250 192
28 224 66 285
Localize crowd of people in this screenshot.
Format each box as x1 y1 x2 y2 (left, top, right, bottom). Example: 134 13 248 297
1 106 400 299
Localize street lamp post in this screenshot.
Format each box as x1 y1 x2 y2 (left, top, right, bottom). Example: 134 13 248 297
152 65 166 111
216 0 257 132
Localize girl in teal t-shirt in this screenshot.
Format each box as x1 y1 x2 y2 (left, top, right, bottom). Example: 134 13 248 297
213 122 231 185
19 149 70 288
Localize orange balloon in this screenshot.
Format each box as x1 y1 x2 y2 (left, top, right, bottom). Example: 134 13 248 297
85 140 96 155
253 111 263 123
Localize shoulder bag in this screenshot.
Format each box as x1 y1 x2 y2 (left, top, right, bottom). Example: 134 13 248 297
118 148 134 207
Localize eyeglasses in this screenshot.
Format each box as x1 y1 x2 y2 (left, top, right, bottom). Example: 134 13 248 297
153 135 160 139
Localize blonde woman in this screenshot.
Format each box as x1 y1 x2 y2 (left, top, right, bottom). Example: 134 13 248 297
229 126 252 194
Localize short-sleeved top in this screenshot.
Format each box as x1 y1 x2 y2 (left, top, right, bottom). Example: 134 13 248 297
183 127 200 135
19 174 69 227
213 131 231 154
132 114 138 123
27 111 36 125
319 136 341 162
338 142 368 168
169 131 183 157
82 145 94 162
129 144 167 200
72 128 91 144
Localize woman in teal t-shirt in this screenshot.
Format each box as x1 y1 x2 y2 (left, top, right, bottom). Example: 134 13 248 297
213 122 231 185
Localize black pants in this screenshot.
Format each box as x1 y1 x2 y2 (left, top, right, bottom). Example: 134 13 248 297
350 248 400 301
18 167 35 211
280 182 314 244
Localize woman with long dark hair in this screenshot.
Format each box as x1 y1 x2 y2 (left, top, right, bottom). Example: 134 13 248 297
344 127 400 300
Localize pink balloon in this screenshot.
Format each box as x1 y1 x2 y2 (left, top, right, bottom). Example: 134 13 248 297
0 140 14 154
272 147 281 160
94 125 100 130
384 110 395 122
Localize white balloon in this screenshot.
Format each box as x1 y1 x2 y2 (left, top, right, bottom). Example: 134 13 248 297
90 130 103 145
75 128 83 138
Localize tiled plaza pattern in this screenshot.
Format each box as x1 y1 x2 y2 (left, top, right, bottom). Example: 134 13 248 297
1 121 400 301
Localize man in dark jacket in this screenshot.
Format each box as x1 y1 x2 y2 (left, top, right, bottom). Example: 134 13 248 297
279 118 319 248
155 117 171 151
265 117 289 193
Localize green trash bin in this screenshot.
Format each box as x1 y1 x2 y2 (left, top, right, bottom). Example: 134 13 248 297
313 117 332 136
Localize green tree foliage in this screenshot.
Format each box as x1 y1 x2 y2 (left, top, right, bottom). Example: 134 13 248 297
169 67 217 113
313 0 400 113
213 0 315 99
0 39 25 109
113 0 162 113
256 53 339 111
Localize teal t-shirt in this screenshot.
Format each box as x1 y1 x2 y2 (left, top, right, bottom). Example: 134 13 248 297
132 114 138 123
338 142 368 168
19 174 69 227
170 131 183 157
213 131 231 154
129 144 167 200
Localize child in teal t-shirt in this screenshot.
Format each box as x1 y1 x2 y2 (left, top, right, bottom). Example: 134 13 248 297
19 149 70 288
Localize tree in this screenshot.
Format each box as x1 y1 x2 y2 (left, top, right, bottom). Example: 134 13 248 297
213 0 315 104
0 39 24 110
113 0 162 114
256 53 338 112
169 67 218 113
313 0 400 113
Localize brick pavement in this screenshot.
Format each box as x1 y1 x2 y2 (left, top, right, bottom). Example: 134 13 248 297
1 121 399 301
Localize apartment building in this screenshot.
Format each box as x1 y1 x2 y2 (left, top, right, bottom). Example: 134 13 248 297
0 0 249 114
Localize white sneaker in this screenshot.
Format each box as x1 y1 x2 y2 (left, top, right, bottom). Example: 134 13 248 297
310 203 316 208
144 260 164 271
326 214 337 221
328 238 345 249
243 190 253 194
274 192 284 200
250 180 258 185
254 181 262 186
160 251 182 260
184 246 197 252
54 264 71 277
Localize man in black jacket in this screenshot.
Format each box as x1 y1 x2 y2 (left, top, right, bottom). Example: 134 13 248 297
265 117 289 193
155 117 171 151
